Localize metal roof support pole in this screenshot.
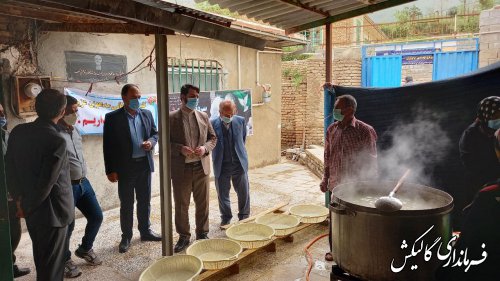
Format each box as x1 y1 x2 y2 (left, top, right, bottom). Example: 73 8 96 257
324 22 334 207
155 34 173 256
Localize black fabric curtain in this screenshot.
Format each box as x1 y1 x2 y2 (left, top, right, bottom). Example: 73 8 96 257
332 62 500 228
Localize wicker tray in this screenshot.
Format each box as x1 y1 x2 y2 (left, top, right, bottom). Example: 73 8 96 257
255 213 301 236
289 204 329 223
226 223 275 249
186 238 242 270
139 255 203 281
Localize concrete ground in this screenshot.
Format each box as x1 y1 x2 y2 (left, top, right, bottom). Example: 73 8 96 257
14 159 333 281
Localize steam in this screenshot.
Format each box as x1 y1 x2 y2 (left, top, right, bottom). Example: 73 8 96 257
333 106 452 204
377 107 451 186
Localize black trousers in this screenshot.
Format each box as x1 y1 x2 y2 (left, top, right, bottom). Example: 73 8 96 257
118 158 152 239
8 201 21 265
26 219 67 281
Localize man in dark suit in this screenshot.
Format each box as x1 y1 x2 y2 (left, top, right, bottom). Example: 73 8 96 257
170 84 217 253
6 89 74 281
1 103 31 278
210 100 250 226
103 84 160 253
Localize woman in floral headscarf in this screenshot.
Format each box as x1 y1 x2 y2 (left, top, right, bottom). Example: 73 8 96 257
459 96 500 207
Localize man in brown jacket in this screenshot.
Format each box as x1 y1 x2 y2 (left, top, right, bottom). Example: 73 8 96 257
170 84 217 253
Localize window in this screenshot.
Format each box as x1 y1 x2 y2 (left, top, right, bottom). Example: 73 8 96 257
168 58 223 93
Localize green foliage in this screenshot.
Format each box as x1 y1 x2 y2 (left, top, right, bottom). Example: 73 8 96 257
379 0 500 40
478 0 496 10
282 46 312 61
195 1 240 18
395 5 423 21
282 67 304 88
282 53 312 61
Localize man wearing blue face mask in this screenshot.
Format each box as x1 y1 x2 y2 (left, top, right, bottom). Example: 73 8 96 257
459 96 500 209
210 100 250 227
170 84 217 253
103 84 160 253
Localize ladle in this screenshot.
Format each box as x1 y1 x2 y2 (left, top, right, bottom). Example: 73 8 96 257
374 169 411 212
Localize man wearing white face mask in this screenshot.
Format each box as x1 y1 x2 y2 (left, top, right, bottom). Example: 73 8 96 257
59 96 103 278
170 84 217 253
210 100 250 227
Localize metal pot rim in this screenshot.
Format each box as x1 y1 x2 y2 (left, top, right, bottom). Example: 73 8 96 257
331 180 454 216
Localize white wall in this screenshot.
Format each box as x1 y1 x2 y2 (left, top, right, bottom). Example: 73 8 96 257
5 32 283 211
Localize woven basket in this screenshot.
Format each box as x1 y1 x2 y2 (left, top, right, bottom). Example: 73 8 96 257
289 204 329 224
186 238 242 270
139 255 202 281
255 213 300 236
226 223 275 249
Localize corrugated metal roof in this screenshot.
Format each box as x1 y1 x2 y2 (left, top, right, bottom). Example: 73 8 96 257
138 0 306 47
196 0 415 34
137 0 235 27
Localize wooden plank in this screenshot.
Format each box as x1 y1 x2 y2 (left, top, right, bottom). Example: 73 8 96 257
40 23 175 35
10 0 123 23
220 200 290 230
196 222 317 281
0 3 109 23
40 0 267 50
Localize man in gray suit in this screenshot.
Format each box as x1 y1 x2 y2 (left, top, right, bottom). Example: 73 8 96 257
170 84 217 253
211 100 250 226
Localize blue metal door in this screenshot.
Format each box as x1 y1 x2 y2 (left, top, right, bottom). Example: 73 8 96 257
362 55 402 87
432 51 478 81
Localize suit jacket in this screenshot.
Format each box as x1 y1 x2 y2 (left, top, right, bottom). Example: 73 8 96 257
103 108 158 175
5 118 74 227
211 116 249 178
169 109 217 178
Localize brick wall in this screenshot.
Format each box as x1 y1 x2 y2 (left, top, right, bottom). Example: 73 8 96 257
479 5 500 67
281 58 362 148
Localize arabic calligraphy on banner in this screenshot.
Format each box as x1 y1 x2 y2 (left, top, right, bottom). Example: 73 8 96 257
391 225 488 273
64 88 158 135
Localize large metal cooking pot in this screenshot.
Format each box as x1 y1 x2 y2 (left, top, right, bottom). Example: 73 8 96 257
330 181 453 281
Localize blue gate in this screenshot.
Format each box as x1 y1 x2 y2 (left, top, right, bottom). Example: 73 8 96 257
362 55 402 87
432 51 479 81
362 39 479 87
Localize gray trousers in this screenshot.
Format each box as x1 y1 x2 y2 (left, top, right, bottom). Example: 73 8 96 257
215 163 250 223
26 220 67 281
172 161 210 238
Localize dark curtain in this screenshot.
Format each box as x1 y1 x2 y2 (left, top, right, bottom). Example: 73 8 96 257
333 62 500 229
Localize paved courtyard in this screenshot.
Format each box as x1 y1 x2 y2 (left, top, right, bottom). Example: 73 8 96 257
14 159 332 281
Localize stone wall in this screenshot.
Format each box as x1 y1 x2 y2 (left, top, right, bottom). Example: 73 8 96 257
479 5 500 67
281 58 362 148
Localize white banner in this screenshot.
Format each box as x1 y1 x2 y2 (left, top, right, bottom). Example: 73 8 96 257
64 88 158 136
